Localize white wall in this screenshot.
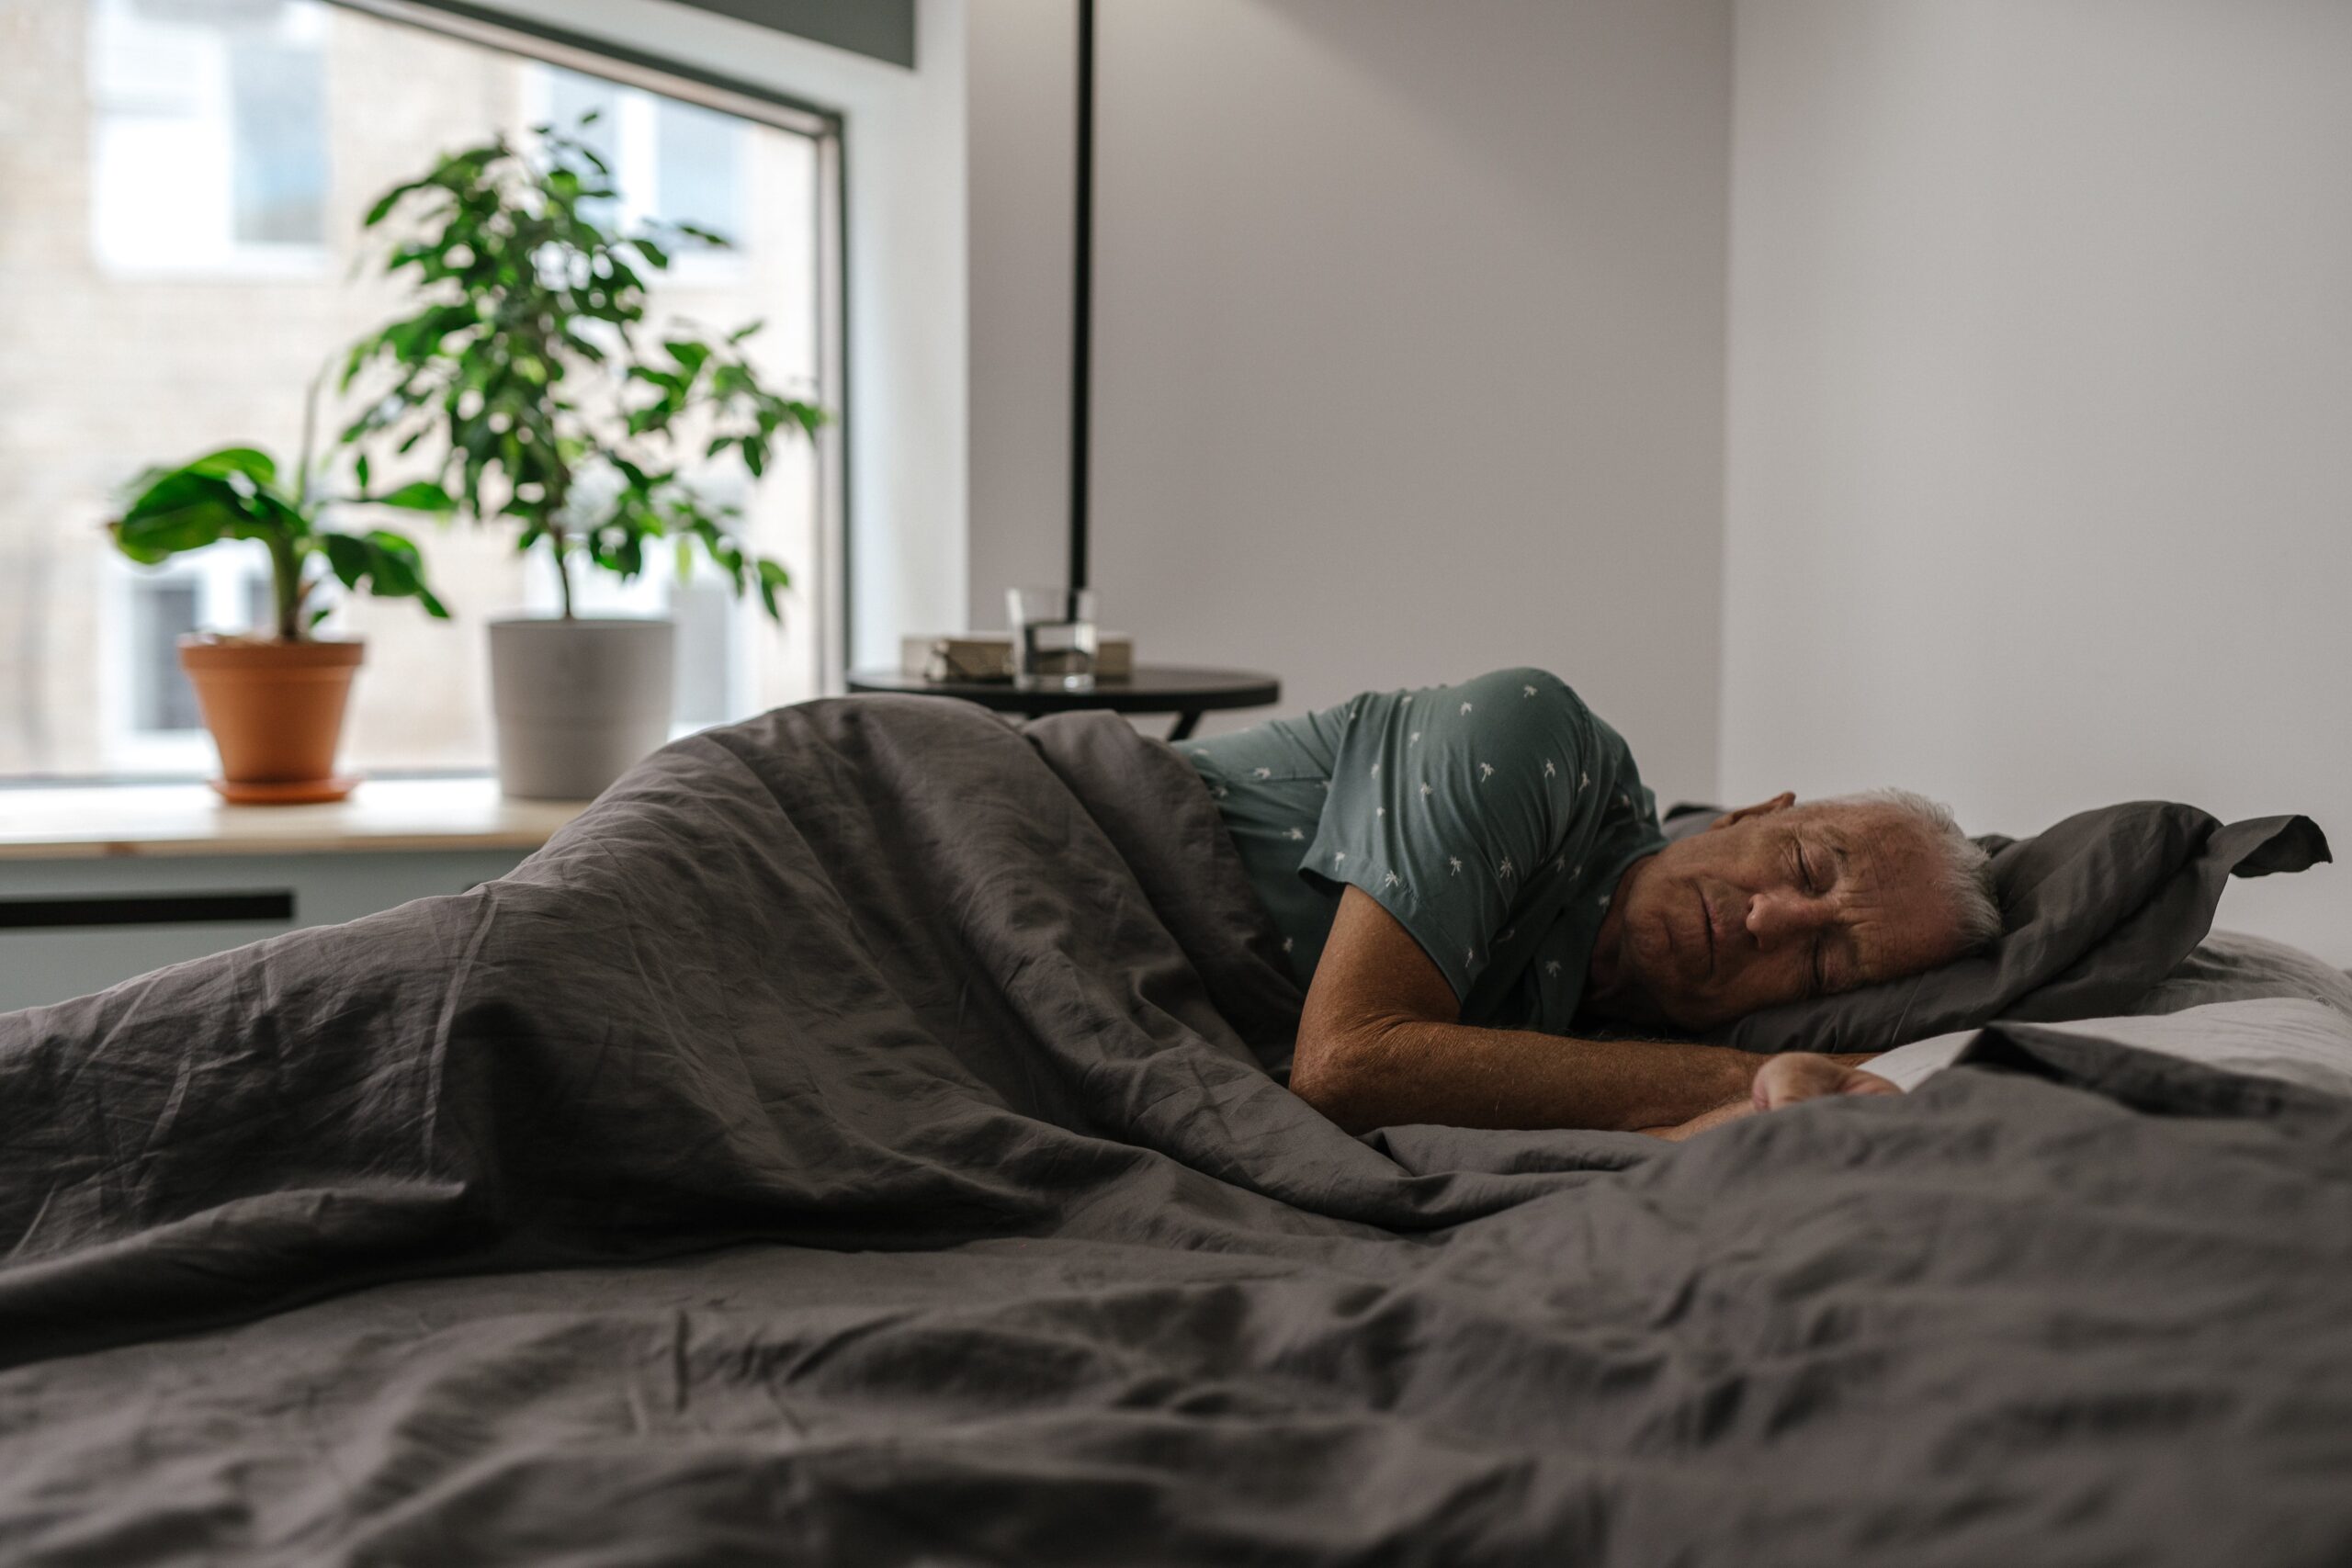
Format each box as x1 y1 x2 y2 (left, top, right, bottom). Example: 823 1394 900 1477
476 0 968 677
967 0 1735 806
965 0 1076 621
1723 0 2352 959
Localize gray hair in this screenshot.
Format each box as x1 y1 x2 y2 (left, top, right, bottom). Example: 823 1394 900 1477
1813 787 2004 953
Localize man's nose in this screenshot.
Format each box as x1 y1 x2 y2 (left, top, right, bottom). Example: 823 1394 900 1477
1745 888 1833 949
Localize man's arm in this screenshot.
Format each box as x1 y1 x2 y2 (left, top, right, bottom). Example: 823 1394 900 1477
1292 886 1766 1134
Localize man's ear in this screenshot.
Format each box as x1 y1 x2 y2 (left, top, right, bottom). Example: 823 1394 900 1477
1707 792 1796 832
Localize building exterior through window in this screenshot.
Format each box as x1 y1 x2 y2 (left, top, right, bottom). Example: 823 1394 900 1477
0 0 834 779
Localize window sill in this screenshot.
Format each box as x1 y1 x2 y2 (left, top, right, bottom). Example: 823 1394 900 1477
0 777 591 861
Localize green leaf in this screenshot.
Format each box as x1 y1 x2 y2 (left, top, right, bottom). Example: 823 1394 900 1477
362 178 427 228
662 339 709 377
369 480 458 513
319 528 449 619
111 470 265 560
320 532 372 592
187 446 278 486
754 558 789 622
112 507 230 562
727 319 765 344
559 327 609 365
362 530 427 590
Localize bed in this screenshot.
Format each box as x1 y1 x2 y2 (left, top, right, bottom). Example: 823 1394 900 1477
4 696 2348 1565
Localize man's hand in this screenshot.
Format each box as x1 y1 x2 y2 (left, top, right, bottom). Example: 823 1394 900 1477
1639 1097 1758 1142
1642 1053 1900 1140
1750 1053 1900 1110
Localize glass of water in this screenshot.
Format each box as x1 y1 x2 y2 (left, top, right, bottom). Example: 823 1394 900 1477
1007 586 1099 692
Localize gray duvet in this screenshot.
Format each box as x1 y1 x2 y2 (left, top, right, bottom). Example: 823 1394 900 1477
4 696 2350 1565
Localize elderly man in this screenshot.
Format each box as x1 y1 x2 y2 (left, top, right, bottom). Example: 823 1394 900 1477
1180 668 2003 1140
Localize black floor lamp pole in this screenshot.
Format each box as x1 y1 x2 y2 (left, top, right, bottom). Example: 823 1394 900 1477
1068 0 1095 599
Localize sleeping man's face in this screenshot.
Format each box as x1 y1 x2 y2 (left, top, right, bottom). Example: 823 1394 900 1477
1586 794 1974 1032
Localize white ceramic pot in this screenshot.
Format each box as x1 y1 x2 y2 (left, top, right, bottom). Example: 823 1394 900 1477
487 616 675 800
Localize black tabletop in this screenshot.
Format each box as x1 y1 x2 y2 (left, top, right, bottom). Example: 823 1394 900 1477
847 663 1281 728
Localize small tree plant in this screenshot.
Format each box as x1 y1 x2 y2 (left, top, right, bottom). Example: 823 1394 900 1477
340 115 825 621
109 370 450 639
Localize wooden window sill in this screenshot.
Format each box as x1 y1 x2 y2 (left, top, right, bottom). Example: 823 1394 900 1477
0 777 591 861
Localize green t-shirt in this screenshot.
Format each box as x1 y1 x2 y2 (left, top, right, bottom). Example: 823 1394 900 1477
1180 667 1665 1033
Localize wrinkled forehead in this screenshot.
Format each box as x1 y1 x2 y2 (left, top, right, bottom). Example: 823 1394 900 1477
1792 799 1936 873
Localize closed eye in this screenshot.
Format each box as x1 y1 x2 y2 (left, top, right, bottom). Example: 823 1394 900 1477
1794 838 1832 991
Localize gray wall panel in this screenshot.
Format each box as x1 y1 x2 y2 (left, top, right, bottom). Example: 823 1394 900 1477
403 0 915 66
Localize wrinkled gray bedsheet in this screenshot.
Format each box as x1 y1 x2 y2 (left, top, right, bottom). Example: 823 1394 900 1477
4 697 2349 1566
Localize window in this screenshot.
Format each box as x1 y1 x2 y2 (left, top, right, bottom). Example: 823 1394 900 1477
108 554 270 771
88 0 330 275
657 97 744 239
130 581 202 734
0 0 838 780
532 67 747 276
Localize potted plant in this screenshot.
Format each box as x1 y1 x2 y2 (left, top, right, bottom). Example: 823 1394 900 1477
341 116 827 800
107 378 451 803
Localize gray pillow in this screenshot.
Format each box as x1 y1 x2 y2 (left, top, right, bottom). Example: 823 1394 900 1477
2129 929 2352 1021
1655 802 2331 1056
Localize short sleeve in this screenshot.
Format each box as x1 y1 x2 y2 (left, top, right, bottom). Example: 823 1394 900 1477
1302 668 1592 1002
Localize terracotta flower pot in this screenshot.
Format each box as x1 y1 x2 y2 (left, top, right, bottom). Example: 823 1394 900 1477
177 635 366 805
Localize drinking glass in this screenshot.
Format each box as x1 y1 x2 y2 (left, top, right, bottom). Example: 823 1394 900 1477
1006 587 1099 692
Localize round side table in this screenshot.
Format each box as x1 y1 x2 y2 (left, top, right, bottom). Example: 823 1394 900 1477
845 664 1281 740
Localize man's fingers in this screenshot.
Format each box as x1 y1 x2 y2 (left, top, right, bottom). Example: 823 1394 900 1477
1752 1054 1905 1111
1753 1054 1839 1110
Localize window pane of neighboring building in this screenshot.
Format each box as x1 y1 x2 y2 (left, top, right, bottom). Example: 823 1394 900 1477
545 67 623 141
228 39 326 243
0 0 829 779
544 68 624 231
654 96 741 235
130 581 201 733
88 0 328 272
